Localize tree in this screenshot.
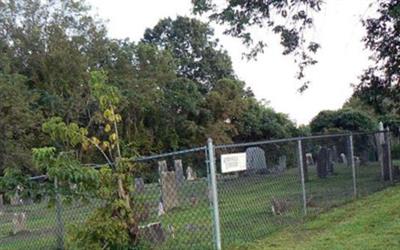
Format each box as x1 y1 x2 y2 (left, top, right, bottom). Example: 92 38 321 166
0 73 43 174
32 71 143 249
0 0 107 121
191 0 323 90
234 98 297 142
310 109 377 134
143 16 235 91
356 0 400 116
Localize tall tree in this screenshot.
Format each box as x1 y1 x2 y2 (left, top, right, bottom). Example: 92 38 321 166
356 0 400 116
142 16 235 91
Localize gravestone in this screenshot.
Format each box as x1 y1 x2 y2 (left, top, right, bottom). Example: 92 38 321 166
160 172 179 211
10 191 22 206
360 150 369 165
135 178 145 193
354 156 361 168
12 212 27 235
316 147 329 178
246 147 268 174
158 200 165 216
139 222 166 244
174 160 185 186
278 156 287 172
327 148 334 175
0 194 3 210
340 153 348 166
158 160 168 176
305 153 314 166
331 146 338 163
186 167 196 181
382 143 391 181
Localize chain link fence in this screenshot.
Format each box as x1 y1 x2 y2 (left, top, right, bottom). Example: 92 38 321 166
0 131 397 249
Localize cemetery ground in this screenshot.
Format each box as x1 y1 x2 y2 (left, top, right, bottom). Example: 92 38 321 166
248 184 400 250
0 161 394 249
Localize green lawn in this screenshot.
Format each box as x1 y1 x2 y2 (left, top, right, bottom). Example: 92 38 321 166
245 184 400 250
0 161 393 249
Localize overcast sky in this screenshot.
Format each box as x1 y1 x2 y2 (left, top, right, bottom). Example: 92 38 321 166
88 0 376 125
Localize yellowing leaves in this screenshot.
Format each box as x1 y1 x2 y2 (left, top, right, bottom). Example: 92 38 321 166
91 137 100 145
104 124 111 133
109 133 118 142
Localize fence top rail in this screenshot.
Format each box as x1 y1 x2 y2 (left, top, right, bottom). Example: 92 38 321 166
214 130 387 149
24 130 388 181
132 146 207 162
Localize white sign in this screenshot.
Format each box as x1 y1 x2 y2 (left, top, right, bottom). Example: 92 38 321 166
221 153 247 173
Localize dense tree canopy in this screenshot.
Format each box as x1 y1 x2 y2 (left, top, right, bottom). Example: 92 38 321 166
143 16 235 91
0 0 299 174
310 109 377 134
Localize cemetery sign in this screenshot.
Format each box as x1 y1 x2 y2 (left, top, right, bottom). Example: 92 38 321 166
221 153 246 173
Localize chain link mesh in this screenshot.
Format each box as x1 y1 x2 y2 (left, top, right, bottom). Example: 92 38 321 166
0 131 396 249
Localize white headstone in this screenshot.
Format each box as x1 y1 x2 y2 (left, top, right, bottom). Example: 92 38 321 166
378 121 385 145
355 156 361 167
186 167 196 181
340 153 348 166
158 201 165 216
158 160 168 175
305 153 314 166
246 147 268 173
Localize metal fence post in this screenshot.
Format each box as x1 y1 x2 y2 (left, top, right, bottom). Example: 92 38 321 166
54 177 64 249
297 139 307 215
207 138 222 250
349 135 357 198
385 128 393 184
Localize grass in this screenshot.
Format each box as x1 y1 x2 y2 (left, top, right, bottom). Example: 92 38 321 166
0 161 393 249
245 185 400 250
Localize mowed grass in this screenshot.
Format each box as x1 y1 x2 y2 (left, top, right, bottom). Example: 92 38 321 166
245 184 400 250
0 161 392 249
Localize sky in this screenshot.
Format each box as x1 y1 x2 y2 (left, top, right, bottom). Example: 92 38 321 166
88 0 376 125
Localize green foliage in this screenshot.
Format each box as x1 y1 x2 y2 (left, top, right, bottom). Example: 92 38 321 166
0 72 43 173
0 1 300 175
143 16 234 90
310 109 377 133
0 167 28 198
191 0 322 90
356 0 400 117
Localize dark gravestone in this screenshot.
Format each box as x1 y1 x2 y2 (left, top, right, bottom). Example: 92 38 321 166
331 146 338 163
316 147 329 178
360 150 369 165
174 160 185 187
135 178 145 193
382 144 391 181
393 165 400 180
327 148 334 175
246 147 268 174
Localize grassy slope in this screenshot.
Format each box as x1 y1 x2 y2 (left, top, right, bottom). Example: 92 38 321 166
247 185 400 250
